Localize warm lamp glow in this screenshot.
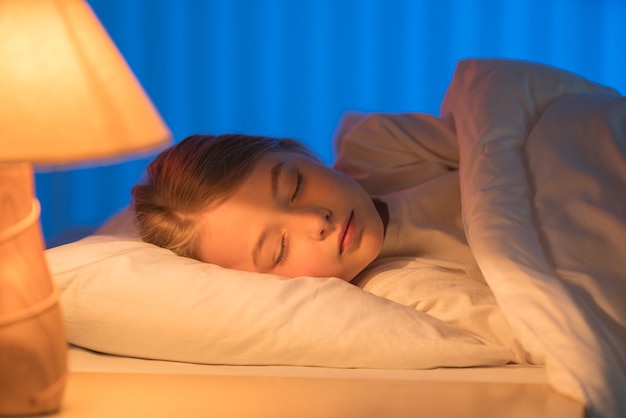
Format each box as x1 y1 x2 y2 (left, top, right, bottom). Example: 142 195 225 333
0 0 171 163
0 0 171 415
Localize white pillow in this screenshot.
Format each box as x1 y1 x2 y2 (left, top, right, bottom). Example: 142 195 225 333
46 208 518 368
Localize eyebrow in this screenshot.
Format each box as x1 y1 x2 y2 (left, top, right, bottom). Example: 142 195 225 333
252 161 284 267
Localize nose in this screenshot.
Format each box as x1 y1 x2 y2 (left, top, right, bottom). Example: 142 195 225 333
288 207 333 240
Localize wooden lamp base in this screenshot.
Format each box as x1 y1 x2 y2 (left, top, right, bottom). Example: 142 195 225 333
0 163 67 415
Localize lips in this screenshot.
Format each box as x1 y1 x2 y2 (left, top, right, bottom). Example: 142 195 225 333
339 211 356 254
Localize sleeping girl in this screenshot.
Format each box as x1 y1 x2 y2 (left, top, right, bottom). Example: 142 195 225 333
131 111 478 284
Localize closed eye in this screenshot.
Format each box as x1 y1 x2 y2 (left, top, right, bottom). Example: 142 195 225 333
291 171 303 203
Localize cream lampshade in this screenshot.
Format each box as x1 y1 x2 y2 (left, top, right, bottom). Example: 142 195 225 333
0 0 171 415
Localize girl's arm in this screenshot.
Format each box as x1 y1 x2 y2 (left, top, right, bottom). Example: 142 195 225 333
333 112 459 195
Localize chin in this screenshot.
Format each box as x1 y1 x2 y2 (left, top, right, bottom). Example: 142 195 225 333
341 255 377 282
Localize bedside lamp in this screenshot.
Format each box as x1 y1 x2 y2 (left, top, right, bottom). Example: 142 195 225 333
0 0 171 415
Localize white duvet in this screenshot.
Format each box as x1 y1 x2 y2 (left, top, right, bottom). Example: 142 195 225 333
441 59 626 418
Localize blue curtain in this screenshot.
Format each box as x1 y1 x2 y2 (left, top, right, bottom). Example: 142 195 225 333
38 0 626 247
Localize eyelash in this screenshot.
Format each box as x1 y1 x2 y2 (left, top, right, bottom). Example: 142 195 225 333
275 234 289 266
276 171 301 266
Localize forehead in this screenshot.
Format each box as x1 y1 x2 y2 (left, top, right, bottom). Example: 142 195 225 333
194 152 287 268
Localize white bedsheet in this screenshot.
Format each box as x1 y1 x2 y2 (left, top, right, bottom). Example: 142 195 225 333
68 345 546 383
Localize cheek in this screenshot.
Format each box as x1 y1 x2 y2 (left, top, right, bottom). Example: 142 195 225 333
276 243 339 279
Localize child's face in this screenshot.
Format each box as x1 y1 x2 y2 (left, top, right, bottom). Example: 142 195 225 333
197 151 385 281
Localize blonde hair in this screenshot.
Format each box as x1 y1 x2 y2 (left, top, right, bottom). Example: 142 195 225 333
132 134 314 259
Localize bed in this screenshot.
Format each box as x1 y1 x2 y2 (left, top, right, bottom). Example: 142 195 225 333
45 58 625 418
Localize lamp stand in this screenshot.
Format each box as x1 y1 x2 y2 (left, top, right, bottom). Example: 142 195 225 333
0 163 67 415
